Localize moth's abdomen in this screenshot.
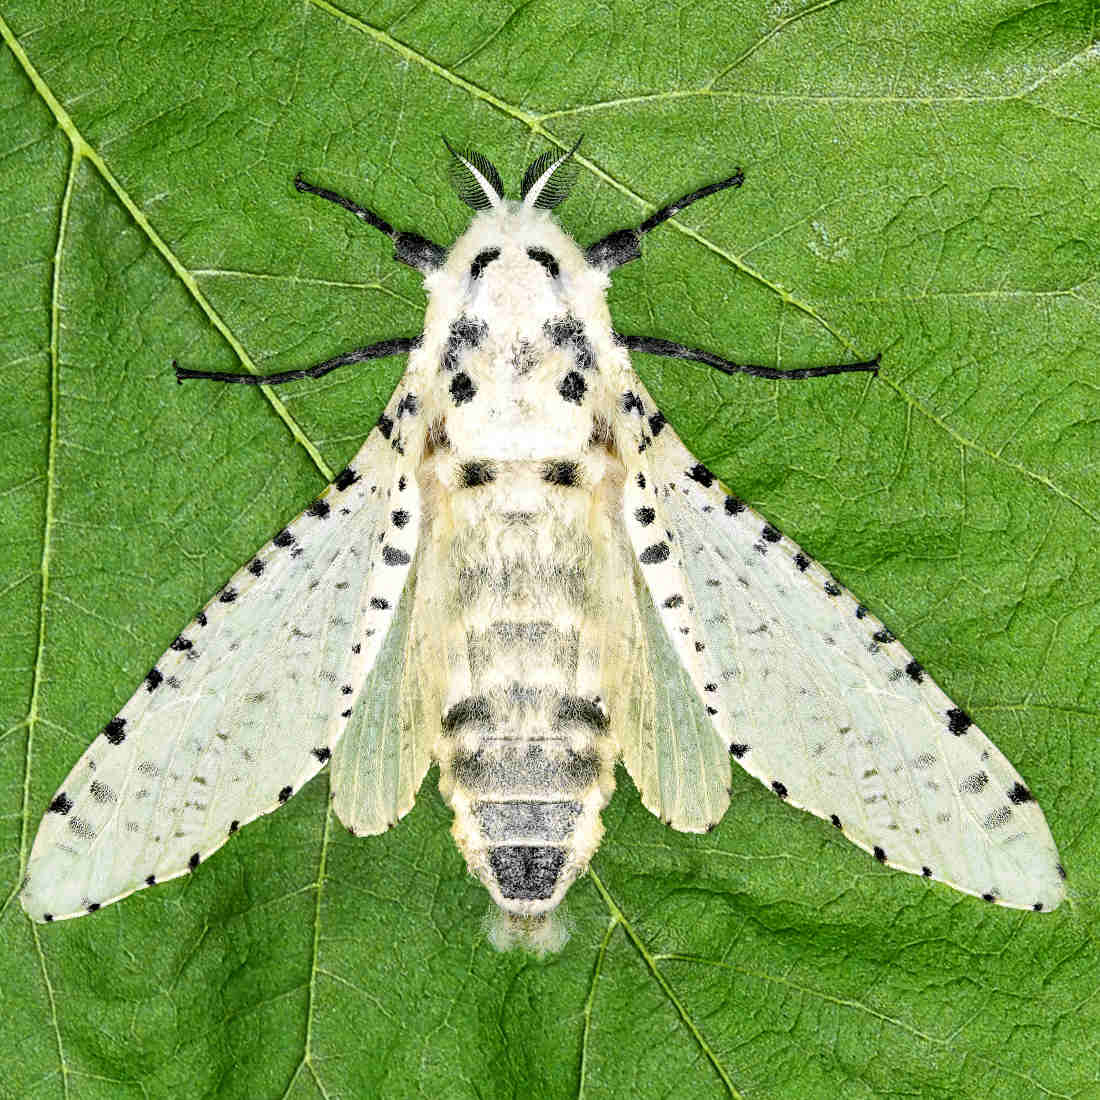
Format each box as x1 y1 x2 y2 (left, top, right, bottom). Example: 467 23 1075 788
439 688 614 912
428 459 623 918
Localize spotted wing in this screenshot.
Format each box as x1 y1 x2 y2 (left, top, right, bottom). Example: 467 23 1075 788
604 503 732 832
330 541 444 836
614 381 1064 912
21 390 421 922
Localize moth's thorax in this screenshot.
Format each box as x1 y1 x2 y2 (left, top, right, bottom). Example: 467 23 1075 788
414 206 623 465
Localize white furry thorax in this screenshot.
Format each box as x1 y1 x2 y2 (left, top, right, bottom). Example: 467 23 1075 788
416 203 624 463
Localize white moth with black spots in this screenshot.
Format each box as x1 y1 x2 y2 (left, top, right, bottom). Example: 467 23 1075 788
22 140 1065 949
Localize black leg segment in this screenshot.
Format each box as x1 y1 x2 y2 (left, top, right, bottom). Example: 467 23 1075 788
585 170 744 271
174 337 419 386
615 333 880 381
294 174 446 273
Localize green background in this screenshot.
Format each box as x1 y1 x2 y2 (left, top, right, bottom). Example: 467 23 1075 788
2 1 1097 1097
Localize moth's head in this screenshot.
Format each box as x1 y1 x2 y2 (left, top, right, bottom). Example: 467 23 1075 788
428 139 609 323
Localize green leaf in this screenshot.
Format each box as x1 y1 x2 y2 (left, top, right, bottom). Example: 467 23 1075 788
2 2 1097 1097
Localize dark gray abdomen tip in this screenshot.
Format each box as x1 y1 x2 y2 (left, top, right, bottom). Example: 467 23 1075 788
489 846 566 900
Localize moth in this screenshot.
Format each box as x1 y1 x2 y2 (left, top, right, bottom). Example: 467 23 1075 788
22 141 1065 951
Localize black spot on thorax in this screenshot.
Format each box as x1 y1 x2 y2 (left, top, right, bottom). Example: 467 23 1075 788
526 248 559 278
469 248 500 279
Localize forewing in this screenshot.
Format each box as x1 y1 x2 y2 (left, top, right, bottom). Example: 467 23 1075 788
616 381 1064 912
22 397 421 922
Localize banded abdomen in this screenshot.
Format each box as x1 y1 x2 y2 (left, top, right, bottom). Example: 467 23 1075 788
431 457 623 920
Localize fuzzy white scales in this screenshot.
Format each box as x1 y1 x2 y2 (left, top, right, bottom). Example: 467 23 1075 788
22 141 1064 950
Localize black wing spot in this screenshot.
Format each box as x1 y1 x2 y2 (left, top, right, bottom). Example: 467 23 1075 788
382 545 410 566
278 786 293 804
830 814 842 829
219 587 238 604
905 660 924 683
89 781 115 803
170 635 193 652
248 558 265 576
663 594 684 608
922 866 932 877
724 496 744 515
103 717 127 745
48 793 73 815
648 410 666 437
1033 902 1043 911
824 581 841 597
688 463 714 487
391 509 410 527
634 506 655 526
621 391 644 415
771 780 788 799
946 708 972 735
377 413 394 439
855 605 868 619
335 466 360 491
639 542 670 564
273 529 295 548
189 852 201 870
873 846 887 863
145 874 156 886
369 597 390 610
87 902 100 913
308 498 331 519
145 668 163 692
313 747 332 763
959 771 988 794
794 552 810 571
761 524 781 543
1007 782 1033 804
873 629 895 644
729 743 749 758
229 820 240 834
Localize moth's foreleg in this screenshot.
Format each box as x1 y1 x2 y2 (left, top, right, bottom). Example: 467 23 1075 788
585 170 744 271
294 173 446 273
174 337 419 386
614 334 880 381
